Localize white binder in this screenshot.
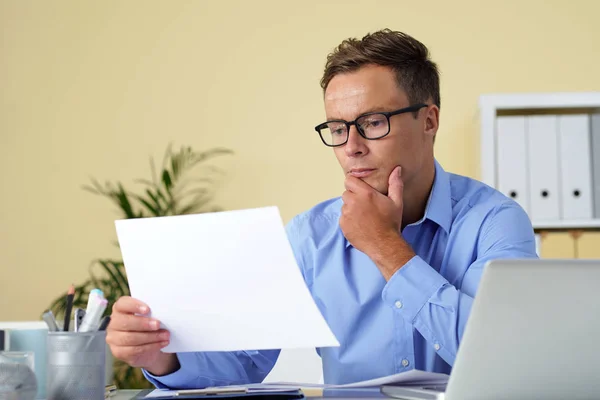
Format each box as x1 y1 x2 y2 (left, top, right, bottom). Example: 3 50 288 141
496 116 529 214
591 113 600 218
535 233 541 257
558 114 593 220
527 115 560 221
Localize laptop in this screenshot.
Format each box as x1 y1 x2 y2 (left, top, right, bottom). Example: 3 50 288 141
381 258 600 400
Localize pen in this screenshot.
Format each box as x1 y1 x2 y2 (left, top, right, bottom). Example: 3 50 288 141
43 310 60 332
79 297 108 332
74 308 86 332
98 316 111 331
63 284 75 332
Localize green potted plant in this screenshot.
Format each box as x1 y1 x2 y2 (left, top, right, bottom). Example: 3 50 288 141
45 144 233 388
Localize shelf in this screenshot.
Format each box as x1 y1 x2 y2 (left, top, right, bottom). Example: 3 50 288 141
479 92 600 111
532 219 600 230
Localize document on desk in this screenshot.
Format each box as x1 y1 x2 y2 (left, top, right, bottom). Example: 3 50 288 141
142 370 449 398
264 369 450 388
115 206 340 353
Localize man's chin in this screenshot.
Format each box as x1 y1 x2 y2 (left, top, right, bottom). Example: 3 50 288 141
359 177 387 195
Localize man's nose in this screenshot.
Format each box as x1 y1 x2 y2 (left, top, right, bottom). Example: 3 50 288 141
344 125 369 157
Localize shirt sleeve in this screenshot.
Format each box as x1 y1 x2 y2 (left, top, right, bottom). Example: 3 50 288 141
381 201 537 366
142 350 280 389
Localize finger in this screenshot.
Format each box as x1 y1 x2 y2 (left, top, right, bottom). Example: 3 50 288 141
113 296 150 315
341 190 353 204
387 166 404 207
344 175 374 194
109 313 161 332
111 341 170 363
107 329 170 347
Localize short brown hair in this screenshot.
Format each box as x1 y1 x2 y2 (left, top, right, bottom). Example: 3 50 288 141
320 29 440 110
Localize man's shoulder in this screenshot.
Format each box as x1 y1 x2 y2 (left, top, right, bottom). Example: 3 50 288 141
447 171 525 216
446 171 533 238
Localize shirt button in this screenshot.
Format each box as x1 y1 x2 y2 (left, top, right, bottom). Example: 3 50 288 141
401 359 409 367
394 300 403 309
434 343 441 351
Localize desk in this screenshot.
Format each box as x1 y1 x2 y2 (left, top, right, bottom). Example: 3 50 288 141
112 388 386 400
113 390 143 400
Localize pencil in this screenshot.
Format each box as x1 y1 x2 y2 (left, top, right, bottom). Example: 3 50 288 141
63 284 75 332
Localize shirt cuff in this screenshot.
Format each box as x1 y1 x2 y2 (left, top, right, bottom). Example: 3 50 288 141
381 255 448 324
142 352 202 389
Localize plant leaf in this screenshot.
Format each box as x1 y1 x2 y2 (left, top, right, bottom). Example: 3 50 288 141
115 183 138 218
160 142 174 177
150 156 158 187
134 195 161 216
161 170 173 194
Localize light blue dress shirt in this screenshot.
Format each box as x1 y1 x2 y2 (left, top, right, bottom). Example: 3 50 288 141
144 159 538 389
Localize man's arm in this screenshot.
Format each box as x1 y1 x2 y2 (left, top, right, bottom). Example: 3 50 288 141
143 350 280 389
380 202 537 366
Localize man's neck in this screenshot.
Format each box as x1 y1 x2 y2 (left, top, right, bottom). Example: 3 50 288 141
401 160 436 229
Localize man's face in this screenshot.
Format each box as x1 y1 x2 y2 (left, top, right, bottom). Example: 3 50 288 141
324 64 434 195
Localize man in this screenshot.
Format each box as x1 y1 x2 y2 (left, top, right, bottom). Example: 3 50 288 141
106 29 537 389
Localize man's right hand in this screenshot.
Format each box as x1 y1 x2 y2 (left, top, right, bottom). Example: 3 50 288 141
107 296 180 376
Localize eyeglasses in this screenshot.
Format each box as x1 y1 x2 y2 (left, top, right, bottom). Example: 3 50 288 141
314 103 428 147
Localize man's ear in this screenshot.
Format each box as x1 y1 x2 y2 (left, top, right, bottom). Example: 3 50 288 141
424 105 439 140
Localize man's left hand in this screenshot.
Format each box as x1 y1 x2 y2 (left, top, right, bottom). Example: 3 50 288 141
340 166 415 279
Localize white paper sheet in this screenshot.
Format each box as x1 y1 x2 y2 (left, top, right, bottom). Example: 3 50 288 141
264 369 449 388
115 206 339 353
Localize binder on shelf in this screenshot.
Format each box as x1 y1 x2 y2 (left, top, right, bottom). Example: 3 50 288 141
591 113 600 218
527 115 560 221
496 115 529 214
558 114 593 220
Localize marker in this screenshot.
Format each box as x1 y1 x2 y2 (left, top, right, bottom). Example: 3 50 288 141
86 289 104 314
63 284 75 332
42 310 60 332
79 297 108 332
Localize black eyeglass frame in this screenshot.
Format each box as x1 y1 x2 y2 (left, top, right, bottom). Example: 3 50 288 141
314 103 428 147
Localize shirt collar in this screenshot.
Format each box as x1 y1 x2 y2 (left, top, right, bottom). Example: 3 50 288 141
422 159 452 234
343 159 452 248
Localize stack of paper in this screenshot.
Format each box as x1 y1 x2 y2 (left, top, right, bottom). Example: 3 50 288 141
261 369 449 389
143 370 449 398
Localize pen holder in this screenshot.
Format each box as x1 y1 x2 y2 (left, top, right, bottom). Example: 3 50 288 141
46 331 106 400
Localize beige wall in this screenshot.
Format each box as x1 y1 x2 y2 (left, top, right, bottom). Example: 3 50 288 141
1 0 599 320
